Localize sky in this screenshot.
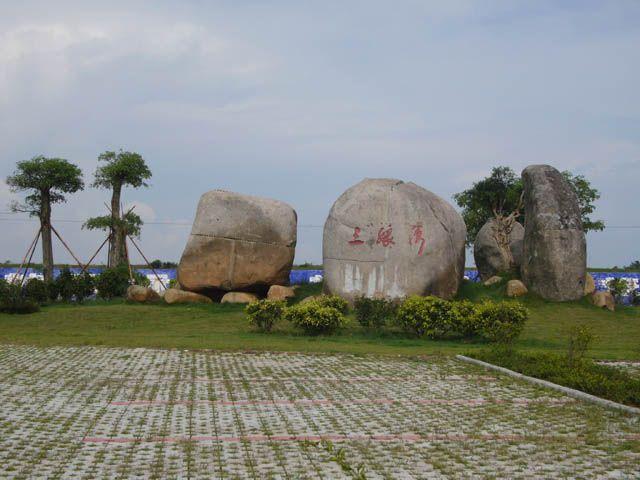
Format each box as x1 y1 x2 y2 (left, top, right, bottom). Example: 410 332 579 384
0 0 638 267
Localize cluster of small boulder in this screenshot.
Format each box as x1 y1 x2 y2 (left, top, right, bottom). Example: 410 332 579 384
127 164 611 310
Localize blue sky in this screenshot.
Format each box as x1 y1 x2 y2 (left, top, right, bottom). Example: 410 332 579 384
1 1 638 267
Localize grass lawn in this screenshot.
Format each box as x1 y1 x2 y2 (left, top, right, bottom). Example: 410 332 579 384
1 281 638 359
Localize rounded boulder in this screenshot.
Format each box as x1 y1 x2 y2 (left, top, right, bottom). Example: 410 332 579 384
474 218 524 281
323 178 466 303
178 190 297 295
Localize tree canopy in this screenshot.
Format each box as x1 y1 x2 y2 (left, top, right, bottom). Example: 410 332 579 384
83 211 144 238
92 150 151 189
454 166 604 245
7 156 84 215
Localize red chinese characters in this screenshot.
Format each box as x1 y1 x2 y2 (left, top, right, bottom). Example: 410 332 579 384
410 224 426 256
376 225 395 247
348 227 364 245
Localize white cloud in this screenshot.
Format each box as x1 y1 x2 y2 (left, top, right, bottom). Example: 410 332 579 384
125 201 156 222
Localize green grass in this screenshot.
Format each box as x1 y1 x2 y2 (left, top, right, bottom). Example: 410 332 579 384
469 349 640 407
1 281 638 359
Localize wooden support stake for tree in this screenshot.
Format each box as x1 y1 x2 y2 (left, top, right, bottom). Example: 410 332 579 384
12 227 41 285
19 230 40 288
50 225 86 270
123 236 134 283
81 234 111 274
127 235 167 290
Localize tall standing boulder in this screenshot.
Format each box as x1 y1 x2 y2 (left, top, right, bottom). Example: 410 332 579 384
474 218 524 281
178 190 297 296
521 165 586 301
323 178 466 303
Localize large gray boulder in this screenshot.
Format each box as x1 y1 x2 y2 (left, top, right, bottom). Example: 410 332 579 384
323 178 466 303
177 190 297 295
474 218 524 281
520 165 586 301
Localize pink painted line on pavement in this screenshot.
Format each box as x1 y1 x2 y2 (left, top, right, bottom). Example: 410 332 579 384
109 397 575 407
105 375 497 383
83 432 635 444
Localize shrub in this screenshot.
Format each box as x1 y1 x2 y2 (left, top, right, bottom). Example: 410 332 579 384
315 295 349 314
23 278 50 304
0 279 9 299
452 300 478 337
475 301 528 344
95 265 131 299
74 271 96 303
55 268 77 302
285 301 346 335
607 278 629 303
396 296 457 338
354 296 396 330
246 299 285 333
0 284 40 314
133 270 151 287
631 289 640 306
566 325 595 366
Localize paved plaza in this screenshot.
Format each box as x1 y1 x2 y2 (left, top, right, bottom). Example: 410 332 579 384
0 345 638 479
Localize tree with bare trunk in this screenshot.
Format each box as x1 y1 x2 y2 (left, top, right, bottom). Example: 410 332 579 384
454 166 603 267
85 150 151 267
6 156 84 282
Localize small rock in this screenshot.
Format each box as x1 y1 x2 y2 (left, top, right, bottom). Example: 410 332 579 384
126 285 161 303
164 288 213 305
221 292 259 304
591 291 615 312
506 280 528 297
584 273 596 296
483 276 503 286
300 295 321 304
267 285 295 301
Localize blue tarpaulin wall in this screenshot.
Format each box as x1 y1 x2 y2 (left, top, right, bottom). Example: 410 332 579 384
1 268 638 297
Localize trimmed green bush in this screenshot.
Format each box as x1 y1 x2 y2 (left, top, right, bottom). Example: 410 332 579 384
285 301 346 335
395 295 457 338
452 299 478 338
0 284 40 314
55 268 76 302
354 296 396 330
315 295 349 314
23 278 51 305
474 301 528 344
246 299 286 333
73 271 96 303
607 278 629 303
95 265 131 299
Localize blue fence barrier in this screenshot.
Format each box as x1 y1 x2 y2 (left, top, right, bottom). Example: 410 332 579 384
1 268 638 297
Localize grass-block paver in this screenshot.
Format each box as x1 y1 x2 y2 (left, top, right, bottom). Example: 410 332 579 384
0 345 638 479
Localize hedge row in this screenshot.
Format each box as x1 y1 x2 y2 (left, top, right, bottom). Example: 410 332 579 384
0 266 150 313
246 294 529 342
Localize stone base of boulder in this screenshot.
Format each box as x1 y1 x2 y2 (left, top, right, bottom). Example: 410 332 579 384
483 276 503 286
584 274 596 296
506 280 528 298
126 285 161 303
164 288 213 305
590 291 615 312
221 292 259 304
267 285 295 301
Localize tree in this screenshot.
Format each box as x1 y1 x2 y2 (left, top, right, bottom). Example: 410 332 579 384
454 166 604 247
453 167 523 247
85 150 151 267
6 156 84 281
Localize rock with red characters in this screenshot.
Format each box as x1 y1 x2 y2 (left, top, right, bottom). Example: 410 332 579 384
322 178 466 303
